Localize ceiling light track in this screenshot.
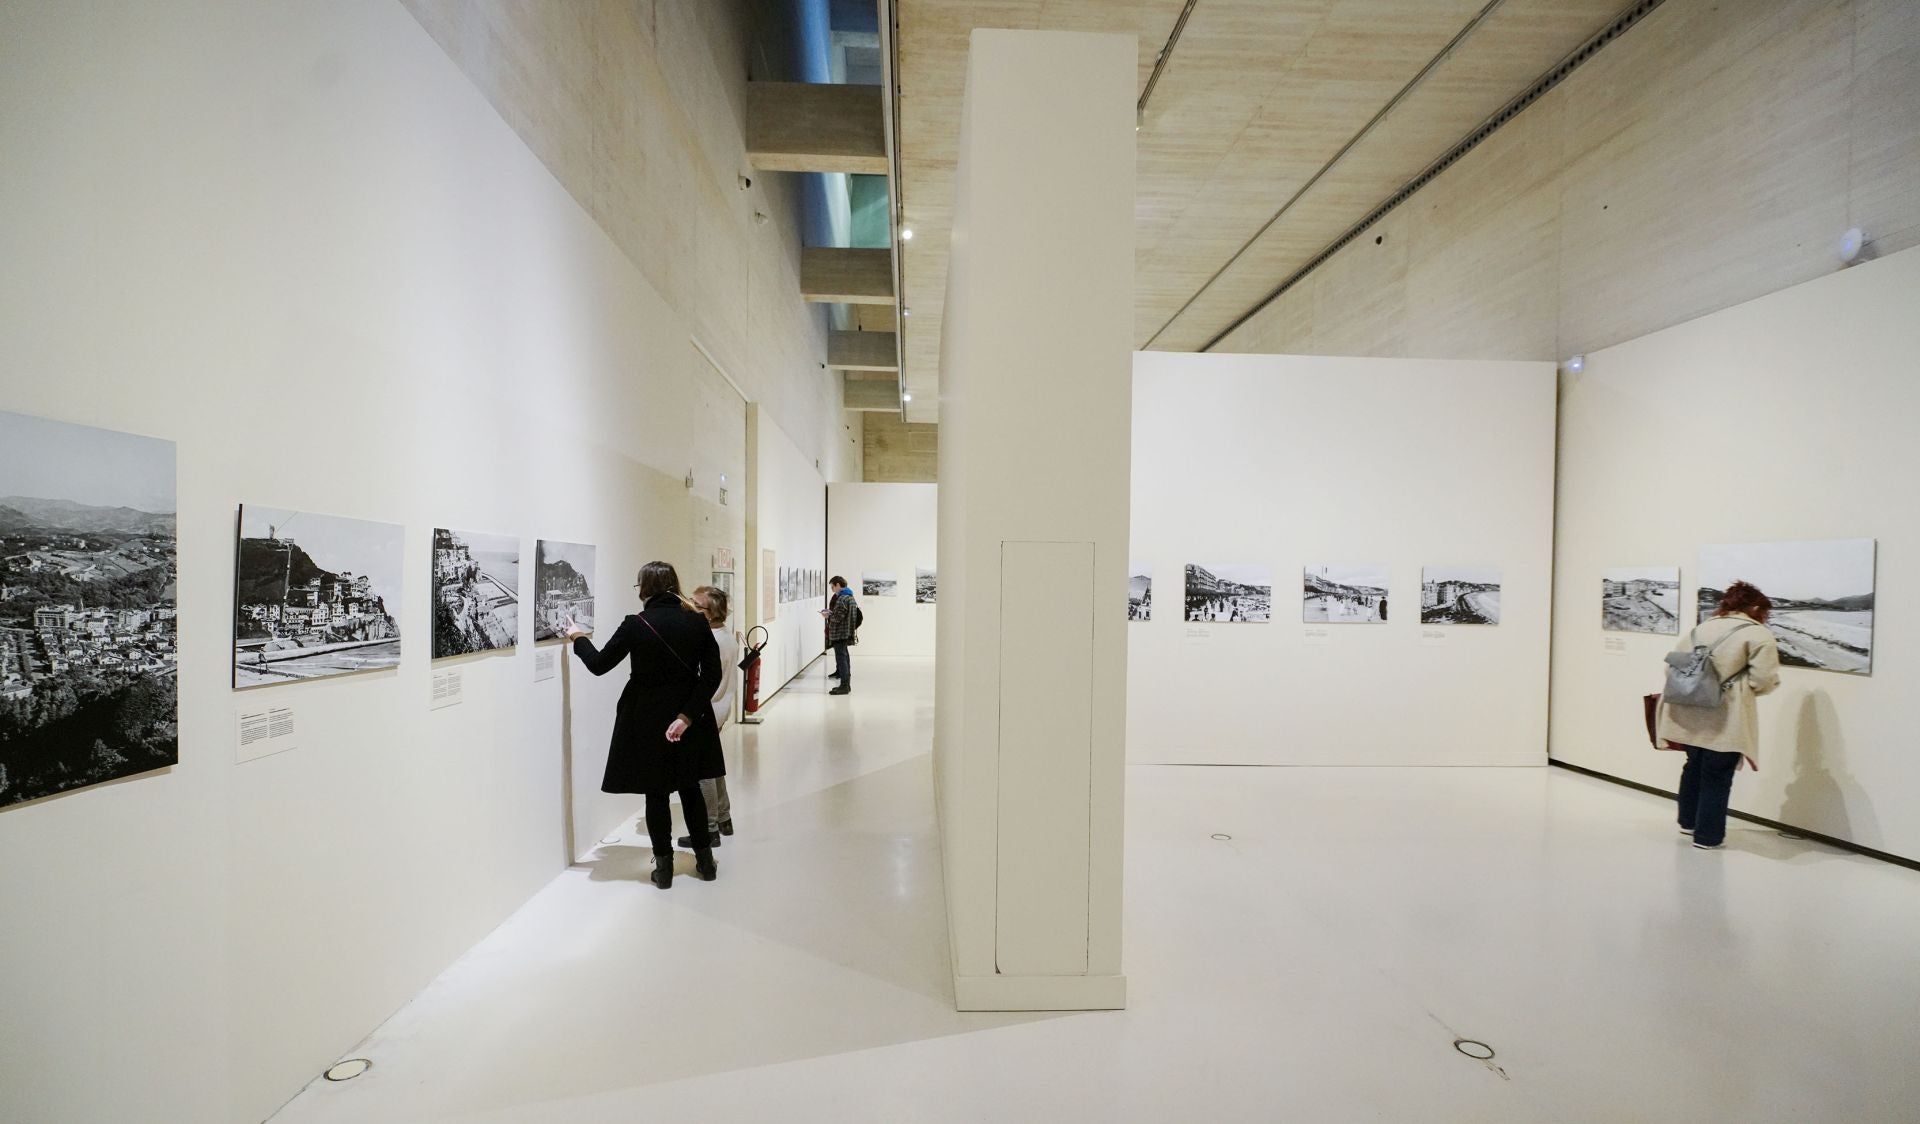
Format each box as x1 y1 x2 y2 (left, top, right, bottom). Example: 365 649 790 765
1143 0 1510 350
1197 0 1669 353
1138 0 1202 121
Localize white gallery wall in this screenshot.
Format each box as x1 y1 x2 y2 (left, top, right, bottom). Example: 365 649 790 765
828 482 938 658
0 3 835 1122
748 406 828 697
1129 352 1557 767
1551 246 1920 862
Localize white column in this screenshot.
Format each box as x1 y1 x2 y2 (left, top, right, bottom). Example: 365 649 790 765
933 29 1134 1011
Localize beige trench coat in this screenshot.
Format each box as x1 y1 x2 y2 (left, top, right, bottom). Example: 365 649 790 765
1655 612 1782 769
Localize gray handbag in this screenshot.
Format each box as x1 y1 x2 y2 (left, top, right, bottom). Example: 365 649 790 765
1663 620 1761 708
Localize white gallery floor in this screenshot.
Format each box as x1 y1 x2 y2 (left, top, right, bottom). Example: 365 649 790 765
273 657 1920 1123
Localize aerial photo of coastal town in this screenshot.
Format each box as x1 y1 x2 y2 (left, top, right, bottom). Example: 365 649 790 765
1 411 178 808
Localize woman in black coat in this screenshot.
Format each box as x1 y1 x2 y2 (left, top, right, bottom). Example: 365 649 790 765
565 561 723 888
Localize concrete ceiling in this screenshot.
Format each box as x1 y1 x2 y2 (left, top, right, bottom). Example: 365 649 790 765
893 0 1633 421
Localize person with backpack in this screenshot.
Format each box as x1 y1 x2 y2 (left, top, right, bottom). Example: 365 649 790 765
822 575 859 696
1654 580 1782 850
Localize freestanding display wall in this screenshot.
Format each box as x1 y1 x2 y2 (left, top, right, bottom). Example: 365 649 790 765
827 482 938 658
934 29 1133 1012
1550 246 1920 862
1129 351 1557 767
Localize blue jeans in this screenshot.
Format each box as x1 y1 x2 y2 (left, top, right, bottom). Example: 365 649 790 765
1676 745 1741 846
832 640 850 684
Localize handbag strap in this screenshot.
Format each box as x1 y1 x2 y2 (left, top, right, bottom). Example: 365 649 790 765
636 612 696 676
1695 618 1761 682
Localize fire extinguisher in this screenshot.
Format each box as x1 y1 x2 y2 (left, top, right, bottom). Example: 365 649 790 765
739 625 768 723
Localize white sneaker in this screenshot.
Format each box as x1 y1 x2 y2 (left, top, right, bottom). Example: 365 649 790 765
1679 827 1694 836
1692 841 1723 850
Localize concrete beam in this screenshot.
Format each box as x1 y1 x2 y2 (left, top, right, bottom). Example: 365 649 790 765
855 304 898 333
747 82 889 175
829 330 899 371
842 373 903 411
801 247 895 304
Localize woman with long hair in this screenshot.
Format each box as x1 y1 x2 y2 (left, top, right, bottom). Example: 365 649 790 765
1655 580 1783 850
566 561 721 887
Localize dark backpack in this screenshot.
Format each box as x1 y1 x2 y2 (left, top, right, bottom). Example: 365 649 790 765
851 602 864 632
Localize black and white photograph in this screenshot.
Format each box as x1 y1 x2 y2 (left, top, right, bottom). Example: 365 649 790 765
1 410 177 808
1421 566 1502 625
862 571 898 597
916 567 937 604
234 507 403 687
1128 563 1152 621
1698 539 1875 674
1601 566 1681 635
533 540 595 643
1185 564 1272 622
1303 564 1390 623
433 528 520 658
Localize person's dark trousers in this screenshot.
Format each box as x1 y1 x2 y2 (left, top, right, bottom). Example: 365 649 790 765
645 785 710 855
1676 745 1741 846
832 640 851 686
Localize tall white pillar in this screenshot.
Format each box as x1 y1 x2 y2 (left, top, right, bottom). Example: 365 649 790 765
933 29 1134 1011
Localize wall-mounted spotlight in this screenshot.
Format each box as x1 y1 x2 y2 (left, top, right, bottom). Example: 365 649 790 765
900 227 914 241
1562 355 1586 375
1838 226 1870 265
903 393 913 403
901 307 911 317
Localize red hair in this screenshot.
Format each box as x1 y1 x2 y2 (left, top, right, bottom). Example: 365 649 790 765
1716 580 1772 623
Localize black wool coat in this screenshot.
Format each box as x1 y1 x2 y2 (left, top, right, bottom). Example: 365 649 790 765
573 594 725 796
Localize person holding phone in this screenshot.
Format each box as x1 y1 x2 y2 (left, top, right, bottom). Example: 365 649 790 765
822 576 857 695
566 561 721 887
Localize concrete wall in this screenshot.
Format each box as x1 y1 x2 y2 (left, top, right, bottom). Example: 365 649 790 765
1129 352 1557 768
1215 0 1920 365
1551 246 1920 862
0 1 839 1120
862 410 940 482
828 483 938 657
399 0 856 480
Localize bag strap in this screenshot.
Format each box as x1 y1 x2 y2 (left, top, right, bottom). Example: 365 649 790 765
1698 618 1760 657
636 612 695 676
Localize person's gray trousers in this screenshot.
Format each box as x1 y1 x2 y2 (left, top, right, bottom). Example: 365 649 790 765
700 775 730 833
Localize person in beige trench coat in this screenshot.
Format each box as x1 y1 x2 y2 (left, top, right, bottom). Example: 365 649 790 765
1655 581 1782 849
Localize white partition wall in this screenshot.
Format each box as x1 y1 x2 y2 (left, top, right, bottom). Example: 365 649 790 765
0 4 797 1121
1551 246 1920 862
747 404 828 696
827 482 937 657
934 29 1133 1012
1129 352 1557 767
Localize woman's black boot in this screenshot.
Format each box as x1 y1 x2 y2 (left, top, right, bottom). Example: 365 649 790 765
651 850 674 889
693 846 718 881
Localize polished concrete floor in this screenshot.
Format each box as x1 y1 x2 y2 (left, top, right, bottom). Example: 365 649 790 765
274 657 1920 1123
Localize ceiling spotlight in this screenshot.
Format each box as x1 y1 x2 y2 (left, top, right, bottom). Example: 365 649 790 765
1562 355 1586 374
900 227 914 241
903 393 913 402
1838 226 1868 264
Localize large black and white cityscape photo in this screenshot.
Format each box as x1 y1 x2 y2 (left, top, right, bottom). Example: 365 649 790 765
1185 563 1272 622
1129 563 1152 621
533 540 595 642
1698 539 1875 674
1421 565 1502 624
1303 564 1390 623
1 410 177 807
1601 565 1681 634
433 528 520 657
234 506 404 687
